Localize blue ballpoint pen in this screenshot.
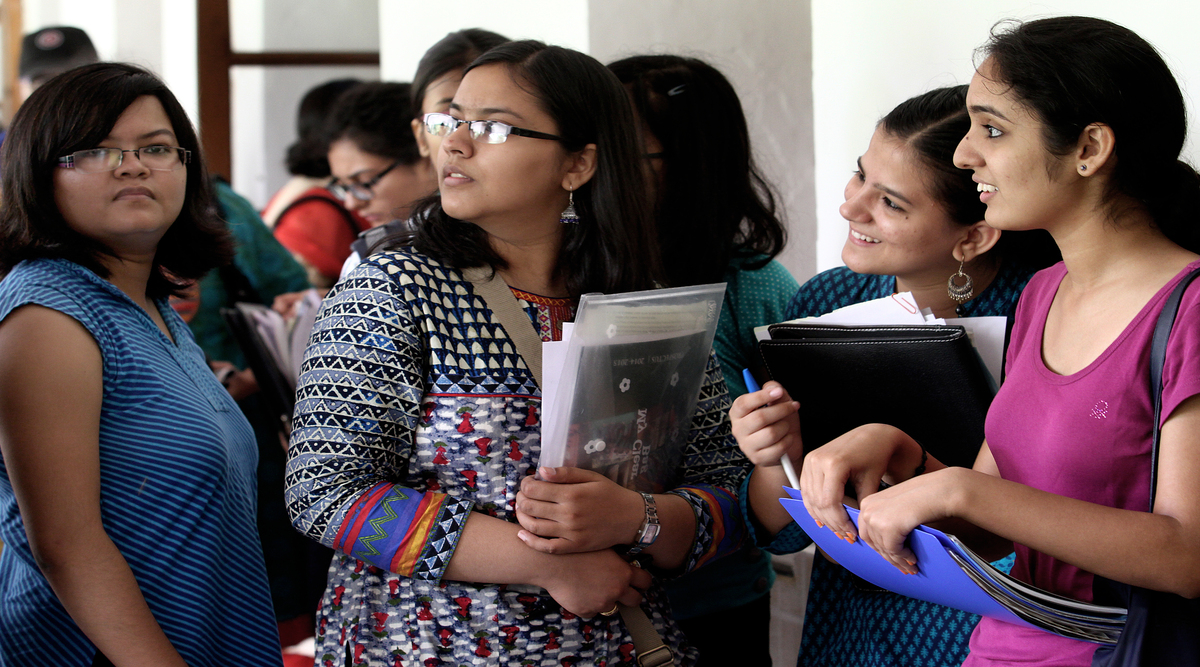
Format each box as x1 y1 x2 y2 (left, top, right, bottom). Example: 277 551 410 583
742 368 801 489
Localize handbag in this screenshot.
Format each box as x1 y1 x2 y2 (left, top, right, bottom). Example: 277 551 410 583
1091 266 1200 667
758 323 994 467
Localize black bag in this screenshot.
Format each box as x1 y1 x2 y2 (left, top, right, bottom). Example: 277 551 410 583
758 323 994 468
1091 266 1200 667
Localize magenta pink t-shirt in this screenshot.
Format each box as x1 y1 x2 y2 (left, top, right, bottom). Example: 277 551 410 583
965 260 1200 666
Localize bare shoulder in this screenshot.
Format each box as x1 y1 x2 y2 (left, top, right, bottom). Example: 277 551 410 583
0 304 102 398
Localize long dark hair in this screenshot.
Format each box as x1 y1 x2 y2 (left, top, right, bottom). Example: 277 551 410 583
608 54 786 286
408 40 662 297
286 78 361 177
0 62 230 299
981 16 1200 253
411 28 509 119
880 85 1058 269
325 82 422 167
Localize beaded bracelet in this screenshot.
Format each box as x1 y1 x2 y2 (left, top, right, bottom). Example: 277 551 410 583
913 442 928 477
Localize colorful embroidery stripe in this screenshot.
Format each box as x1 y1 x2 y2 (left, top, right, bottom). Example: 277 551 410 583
391 493 447 575
681 484 745 568
333 481 393 553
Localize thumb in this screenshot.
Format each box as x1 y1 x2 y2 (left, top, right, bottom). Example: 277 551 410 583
539 466 603 484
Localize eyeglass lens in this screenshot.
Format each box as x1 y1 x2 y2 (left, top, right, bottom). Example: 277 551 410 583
68 146 187 174
423 113 511 144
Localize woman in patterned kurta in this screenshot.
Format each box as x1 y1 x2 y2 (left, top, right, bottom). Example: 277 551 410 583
287 41 746 667
731 86 1057 667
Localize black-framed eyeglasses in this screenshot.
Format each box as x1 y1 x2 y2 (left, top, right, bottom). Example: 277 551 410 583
57 146 191 174
422 112 562 144
327 160 400 202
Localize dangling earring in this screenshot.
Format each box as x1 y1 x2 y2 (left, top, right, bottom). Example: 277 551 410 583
559 189 580 224
948 259 974 303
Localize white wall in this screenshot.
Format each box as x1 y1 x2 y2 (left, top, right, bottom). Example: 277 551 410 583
811 1 1200 273
589 0 816 283
377 0 589 81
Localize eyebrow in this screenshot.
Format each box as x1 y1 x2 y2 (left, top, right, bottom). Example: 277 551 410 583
968 104 1011 122
858 156 913 206
448 102 526 121
106 128 177 143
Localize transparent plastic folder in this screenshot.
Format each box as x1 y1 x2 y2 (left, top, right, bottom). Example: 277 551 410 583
540 283 726 492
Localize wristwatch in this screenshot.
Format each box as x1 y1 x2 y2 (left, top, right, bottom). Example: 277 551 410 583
626 492 660 555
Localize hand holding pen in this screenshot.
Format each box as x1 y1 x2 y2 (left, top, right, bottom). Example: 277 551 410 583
732 369 802 489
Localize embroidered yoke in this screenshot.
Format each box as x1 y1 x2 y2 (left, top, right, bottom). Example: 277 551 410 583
285 250 746 666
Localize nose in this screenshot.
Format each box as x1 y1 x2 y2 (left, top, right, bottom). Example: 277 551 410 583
440 121 473 156
839 175 870 223
953 132 978 170
114 149 150 177
342 194 368 212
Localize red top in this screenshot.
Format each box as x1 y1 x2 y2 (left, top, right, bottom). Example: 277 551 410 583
270 186 371 284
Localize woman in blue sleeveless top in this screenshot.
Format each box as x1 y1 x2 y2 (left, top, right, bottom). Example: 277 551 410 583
0 63 281 666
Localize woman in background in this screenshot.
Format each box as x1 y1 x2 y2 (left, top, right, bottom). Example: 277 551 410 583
608 53 796 665
733 84 1057 667
0 62 280 666
288 41 746 666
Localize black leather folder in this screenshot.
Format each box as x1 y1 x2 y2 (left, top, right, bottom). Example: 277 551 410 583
758 323 995 469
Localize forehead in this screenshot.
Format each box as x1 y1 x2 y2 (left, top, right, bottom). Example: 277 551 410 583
965 59 1035 122
862 127 933 202
109 95 174 135
327 137 389 176
453 64 550 122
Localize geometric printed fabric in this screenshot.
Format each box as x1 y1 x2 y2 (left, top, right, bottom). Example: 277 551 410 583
285 250 748 666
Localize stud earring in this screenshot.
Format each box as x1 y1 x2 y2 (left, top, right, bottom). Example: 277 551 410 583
948 259 974 303
1079 164 1088 172
559 189 580 224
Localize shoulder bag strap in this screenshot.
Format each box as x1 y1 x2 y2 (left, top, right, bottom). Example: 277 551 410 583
461 266 543 388
1147 266 1200 510
277 193 363 239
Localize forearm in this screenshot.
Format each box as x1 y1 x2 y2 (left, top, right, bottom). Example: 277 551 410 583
37 530 187 667
640 494 696 570
747 465 794 536
950 468 1200 596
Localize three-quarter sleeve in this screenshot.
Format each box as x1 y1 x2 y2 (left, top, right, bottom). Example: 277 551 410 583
285 261 473 581
665 354 751 572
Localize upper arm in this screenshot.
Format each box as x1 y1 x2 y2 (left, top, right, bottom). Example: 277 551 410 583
972 440 1001 478
0 306 104 561
1153 393 1200 535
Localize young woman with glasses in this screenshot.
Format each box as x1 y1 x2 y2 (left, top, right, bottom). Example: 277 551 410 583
731 83 1058 666
273 82 435 289
286 41 747 666
0 62 281 666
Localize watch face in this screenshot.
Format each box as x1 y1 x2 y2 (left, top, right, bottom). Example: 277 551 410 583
639 522 661 546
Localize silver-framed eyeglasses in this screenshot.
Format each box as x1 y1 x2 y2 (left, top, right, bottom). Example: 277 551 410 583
327 160 400 202
423 112 562 144
57 146 191 174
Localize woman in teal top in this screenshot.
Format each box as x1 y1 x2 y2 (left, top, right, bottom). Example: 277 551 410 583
609 54 798 665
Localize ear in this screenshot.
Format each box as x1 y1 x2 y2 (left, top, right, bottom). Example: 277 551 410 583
561 143 598 191
954 221 1002 263
1075 122 1116 176
411 117 431 158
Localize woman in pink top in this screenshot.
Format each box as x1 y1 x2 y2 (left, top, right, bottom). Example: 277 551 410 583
734 16 1200 666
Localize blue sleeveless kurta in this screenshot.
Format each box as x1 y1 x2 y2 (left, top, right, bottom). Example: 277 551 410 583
0 258 281 666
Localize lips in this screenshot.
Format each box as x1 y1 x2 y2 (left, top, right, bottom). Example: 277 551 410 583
114 186 154 200
441 162 473 186
850 229 881 244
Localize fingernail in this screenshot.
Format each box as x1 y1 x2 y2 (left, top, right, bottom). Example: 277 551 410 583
845 533 856 544
539 466 552 477
904 558 916 566
768 387 782 398
516 531 529 542
815 520 824 528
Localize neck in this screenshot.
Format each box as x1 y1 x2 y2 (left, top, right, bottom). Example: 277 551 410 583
99 252 158 313
1051 207 1193 289
488 228 567 298
896 257 1000 320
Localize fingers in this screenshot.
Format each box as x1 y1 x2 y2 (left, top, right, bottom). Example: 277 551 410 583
799 453 857 542
516 529 579 554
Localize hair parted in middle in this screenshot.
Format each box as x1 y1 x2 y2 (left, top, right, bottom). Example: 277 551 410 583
325 82 423 167
406 40 663 299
